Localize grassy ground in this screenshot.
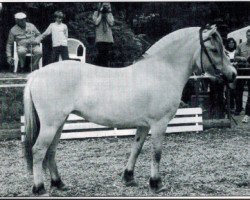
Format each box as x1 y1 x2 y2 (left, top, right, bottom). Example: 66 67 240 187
0 122 249 197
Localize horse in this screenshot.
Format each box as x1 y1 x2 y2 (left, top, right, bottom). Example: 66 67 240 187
23 25 237 196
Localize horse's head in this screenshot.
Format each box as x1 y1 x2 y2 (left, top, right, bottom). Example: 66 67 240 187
194 25 237 83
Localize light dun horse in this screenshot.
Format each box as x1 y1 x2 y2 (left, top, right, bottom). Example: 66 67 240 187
24 25 236 196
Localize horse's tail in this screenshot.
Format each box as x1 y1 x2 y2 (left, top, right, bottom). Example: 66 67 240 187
23 74 40 172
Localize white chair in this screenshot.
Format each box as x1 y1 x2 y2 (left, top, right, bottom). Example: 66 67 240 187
13 41 43 73
67 38 86 63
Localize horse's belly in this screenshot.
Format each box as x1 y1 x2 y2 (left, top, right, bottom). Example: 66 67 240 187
75 96 150 128
75 86 180 128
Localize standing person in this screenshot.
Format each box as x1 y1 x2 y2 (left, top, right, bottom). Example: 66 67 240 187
6 12 42 72
36 11 69 63
225 38 237 112
93 2 114 67
234 29 250 122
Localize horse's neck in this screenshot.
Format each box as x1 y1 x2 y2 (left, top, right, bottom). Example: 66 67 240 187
152 35 199 87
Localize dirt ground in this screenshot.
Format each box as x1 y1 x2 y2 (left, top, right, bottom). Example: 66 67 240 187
0 118 249 197
0 72 249 197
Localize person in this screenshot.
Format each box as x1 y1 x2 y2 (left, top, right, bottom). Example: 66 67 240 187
92 2 114 67
225 38 237 112
234 29 250 122
6 12 42 72
36 11 69 63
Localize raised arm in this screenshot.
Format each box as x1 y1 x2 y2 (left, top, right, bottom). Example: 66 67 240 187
93 11 102 26
106 13 114 26
38 24 52 41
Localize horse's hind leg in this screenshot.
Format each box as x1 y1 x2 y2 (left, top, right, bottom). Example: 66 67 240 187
122 126 149 186
32 124 60 196
46 124 69 192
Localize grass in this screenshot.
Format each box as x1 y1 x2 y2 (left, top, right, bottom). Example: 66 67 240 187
0 125 249 197
0 87 24 129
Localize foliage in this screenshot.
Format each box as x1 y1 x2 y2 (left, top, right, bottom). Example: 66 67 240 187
0 87 23 128
0 2 250 70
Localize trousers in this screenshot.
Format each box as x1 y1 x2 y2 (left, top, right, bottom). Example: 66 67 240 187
235 79 250 115
95 42 113 67
52 46 69 63
17 45 42 70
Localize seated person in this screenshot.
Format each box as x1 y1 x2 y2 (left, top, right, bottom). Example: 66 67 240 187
6 12 42 72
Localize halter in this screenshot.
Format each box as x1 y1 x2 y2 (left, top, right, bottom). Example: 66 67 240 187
199 26 226 82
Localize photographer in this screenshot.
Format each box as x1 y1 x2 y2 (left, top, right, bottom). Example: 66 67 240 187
93 2 114 67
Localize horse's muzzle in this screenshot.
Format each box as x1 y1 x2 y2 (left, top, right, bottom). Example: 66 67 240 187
220 71 237 84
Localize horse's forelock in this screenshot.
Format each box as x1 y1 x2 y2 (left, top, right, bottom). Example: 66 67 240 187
210 31 225 66
213 31 224 56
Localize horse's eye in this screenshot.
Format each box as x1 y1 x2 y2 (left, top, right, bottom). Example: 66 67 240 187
211 48 218 53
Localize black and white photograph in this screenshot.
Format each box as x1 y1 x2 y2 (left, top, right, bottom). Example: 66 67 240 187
0 0 249 198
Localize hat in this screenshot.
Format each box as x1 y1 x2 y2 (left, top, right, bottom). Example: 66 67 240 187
14 12 26 19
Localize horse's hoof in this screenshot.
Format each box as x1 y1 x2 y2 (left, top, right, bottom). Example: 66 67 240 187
39 193 50 197
32 184 48 196
124 179 138 187
149 177 167 193
153 185 167 193
122 169 138 187
51 179 69 191
52 184 70 191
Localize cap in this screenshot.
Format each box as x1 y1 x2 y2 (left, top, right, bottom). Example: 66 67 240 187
14 12 27 19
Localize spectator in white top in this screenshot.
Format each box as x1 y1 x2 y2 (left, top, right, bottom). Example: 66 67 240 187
36 11 69 63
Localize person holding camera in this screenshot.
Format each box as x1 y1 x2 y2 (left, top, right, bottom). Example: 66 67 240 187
93 2 114 67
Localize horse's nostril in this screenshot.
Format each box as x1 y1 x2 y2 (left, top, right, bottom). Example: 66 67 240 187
232 72 236 81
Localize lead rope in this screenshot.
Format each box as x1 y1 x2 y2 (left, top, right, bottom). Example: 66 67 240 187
199 27 206 76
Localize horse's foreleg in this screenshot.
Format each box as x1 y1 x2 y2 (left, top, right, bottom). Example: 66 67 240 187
149 122 168 193
32 125 58 196
122 126 149 186
46 124 69 192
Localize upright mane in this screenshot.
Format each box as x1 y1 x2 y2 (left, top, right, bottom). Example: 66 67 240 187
143 27 200 58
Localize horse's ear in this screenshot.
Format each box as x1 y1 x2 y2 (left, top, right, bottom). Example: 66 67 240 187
203 24 217 39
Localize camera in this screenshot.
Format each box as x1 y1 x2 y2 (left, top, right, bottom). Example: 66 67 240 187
102 5 109 13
